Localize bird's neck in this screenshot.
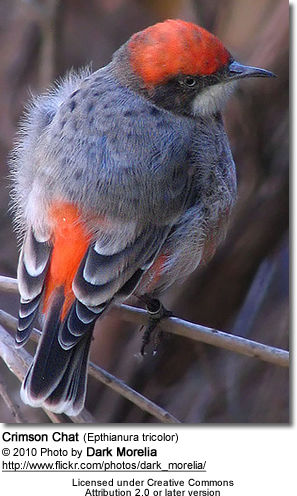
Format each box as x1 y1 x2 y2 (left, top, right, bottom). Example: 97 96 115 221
110 44 147 95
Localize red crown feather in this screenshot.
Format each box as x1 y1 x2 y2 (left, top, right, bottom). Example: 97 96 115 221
128 19 231 87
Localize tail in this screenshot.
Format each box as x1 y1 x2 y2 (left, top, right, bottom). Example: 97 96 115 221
21 288 93 416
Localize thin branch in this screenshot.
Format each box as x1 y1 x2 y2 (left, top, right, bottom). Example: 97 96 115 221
0 322 95 423
88 362 179 424
0 322 30 382
0 311 179 424
0 274 289 367
42 410 65 424
113 304 289 368
0 323 62 423
0 275 18 294
0 378 25 423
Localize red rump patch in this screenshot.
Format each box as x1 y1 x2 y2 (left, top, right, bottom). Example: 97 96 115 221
43 202 91 320
129 19 230 87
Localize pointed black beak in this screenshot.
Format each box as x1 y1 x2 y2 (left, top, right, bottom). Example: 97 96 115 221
228 60 276 80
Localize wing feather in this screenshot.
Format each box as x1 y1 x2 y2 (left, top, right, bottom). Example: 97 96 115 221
58 224 170 349
73 225 168 306
16 228 52 346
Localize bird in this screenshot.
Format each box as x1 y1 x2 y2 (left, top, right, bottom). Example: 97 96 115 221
10 19 275 416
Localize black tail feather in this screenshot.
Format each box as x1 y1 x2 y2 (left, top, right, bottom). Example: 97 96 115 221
21 288 93 416
43 331 92 416
16 293 42 347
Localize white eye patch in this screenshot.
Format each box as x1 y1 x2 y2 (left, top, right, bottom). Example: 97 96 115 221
192 81 237 116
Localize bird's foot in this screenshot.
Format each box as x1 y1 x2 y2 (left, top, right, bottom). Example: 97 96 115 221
139 297 173 356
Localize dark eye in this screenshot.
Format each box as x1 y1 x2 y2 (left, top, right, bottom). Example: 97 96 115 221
183 76 197 87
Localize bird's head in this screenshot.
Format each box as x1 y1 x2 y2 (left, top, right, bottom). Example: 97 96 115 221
114 19 275 117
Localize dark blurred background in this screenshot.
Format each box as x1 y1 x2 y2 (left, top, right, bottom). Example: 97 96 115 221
0 0 289 423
